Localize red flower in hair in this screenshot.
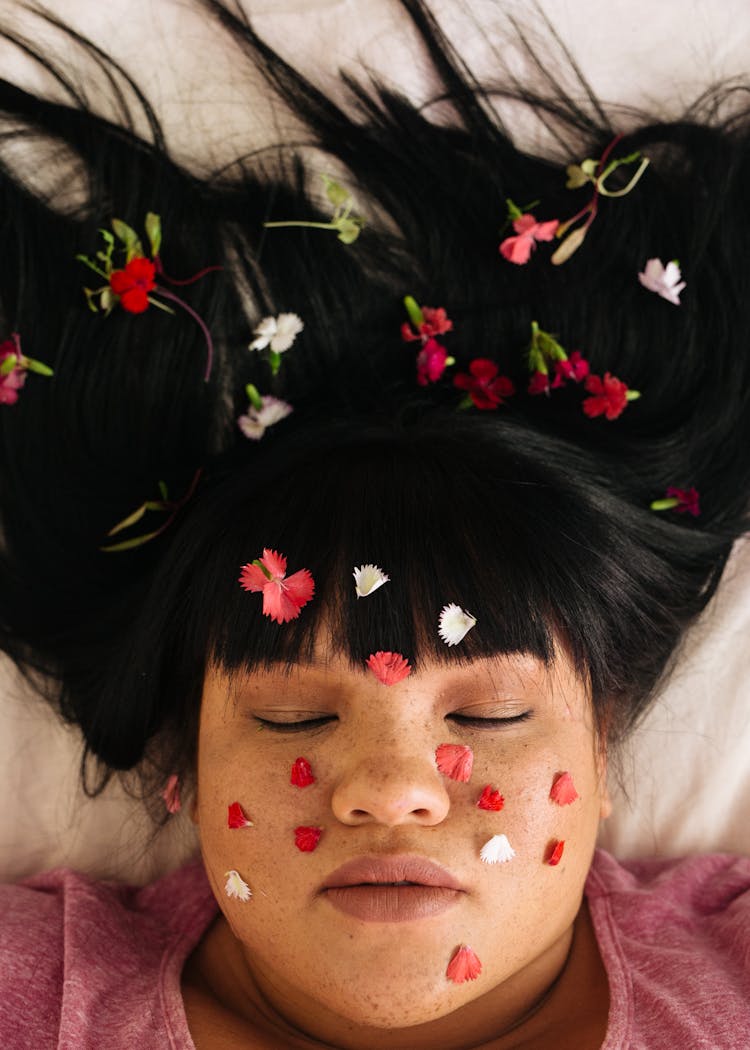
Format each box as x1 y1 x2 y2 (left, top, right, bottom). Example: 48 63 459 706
0 341 27 405
401 306 453 342
527 371 550 396
551 350 590 388
239 548 315 623
665 486 700 517
453 359 515 410
499 213 559 265
416 338 449 386
109 256 157 314
582 372 634 420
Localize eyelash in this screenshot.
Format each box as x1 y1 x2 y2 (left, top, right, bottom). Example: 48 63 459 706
253 711 532 732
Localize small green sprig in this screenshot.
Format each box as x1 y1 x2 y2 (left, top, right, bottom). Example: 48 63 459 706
264 175 364 244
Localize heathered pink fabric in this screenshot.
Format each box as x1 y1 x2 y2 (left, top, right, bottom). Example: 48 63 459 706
0 849 748 1048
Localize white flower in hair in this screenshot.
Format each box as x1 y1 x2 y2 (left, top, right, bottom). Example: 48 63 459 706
637 258 686 305
237 396 293 440
438 604 477 646
224 869 252 901
249 312 304 352
480 834 515 865
353 564 390 597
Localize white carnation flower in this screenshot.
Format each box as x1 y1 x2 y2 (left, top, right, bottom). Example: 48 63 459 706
237 396 293 440
438 603 477 646
637 258 686 305
249 312 304 352
479 834 515 865
353 563 390 598
224 869 252 901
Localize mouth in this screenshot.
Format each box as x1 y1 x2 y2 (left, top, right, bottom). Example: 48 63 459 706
320 855 465 923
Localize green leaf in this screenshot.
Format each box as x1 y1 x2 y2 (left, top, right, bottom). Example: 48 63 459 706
403 295 424 329
505 197 523 220
158 480 169 501
336 218 361 244
145 212 162 257
322 175 350 209
580 158 598 177
111 218 144 261
245 383 263 411
106 502 149 536
76 254 108 279
101 528 162 553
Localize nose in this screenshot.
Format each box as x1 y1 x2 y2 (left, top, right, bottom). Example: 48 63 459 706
331 749 451 827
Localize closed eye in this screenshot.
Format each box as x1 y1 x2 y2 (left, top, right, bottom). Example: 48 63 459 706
253 715 337 733
448 711 532 729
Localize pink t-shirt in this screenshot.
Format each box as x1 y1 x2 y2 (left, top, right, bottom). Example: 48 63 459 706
0 849 748 1048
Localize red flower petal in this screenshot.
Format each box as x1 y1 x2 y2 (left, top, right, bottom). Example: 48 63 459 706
238 562 268 592
118 287 150 313
435 743 474 782
420 307 453 337
446 944 482 983
550 771 579 806
416 338 448 386
227 801 254 828
291 757 316 787
366 651 411 685
547 840 565 866
400 321 420 343
582 372 629 420
528 371 550 396
295 826 322 852
468 358 499 381
665 486 701 516
239 550 314 623
260 548 287 579
476 785 504 811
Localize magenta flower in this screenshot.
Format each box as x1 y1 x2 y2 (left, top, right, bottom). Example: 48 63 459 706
453 359 515 410
416 338 449 386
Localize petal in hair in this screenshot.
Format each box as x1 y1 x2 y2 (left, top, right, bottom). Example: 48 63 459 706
366 651 411 685
161 774 181 814
446 944 482 984
547 840 565 866
438 604 477 646
476 785 504 811
550 771 579 806
224 870 252 901
435 743 474 782
227 802 254 829
637 258 686 305
295 826 322 852
291 757 316 787
479 833 515 864
353 564 390 598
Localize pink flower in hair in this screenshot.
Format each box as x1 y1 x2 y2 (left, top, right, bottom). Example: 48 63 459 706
453 359 515 410
239 549 315 623
0 342 27 405
366 651 411 685
500 213 559 265
401 306 453 342
416 338 449 386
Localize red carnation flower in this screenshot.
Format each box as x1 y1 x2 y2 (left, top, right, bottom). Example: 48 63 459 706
665 486 700 517
416 338 449 386
476 784 505 811
109 256 157 314
453 359 515 410
582 372 632 420
401 305 453 342
527 370 550 396
239 548 315 623
551 350 590 388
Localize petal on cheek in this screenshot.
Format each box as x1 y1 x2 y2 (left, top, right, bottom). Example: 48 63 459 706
291 757 316 787
476 785 504 810
446 945 482 984
227 802 254 829
479 834 515 864
224 870 252 901
295 826 323 852
550 771 579 805
546 840 565 866
435 744 474 782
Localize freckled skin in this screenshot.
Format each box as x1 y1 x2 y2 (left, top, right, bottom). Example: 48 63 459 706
188 649 611 1048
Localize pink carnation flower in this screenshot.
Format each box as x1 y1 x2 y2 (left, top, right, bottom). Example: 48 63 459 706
416 338 449 385
239 548 315 623
0 340 27 405
500 213 559 265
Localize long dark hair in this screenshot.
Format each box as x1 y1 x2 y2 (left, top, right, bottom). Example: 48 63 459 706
0 1 748 810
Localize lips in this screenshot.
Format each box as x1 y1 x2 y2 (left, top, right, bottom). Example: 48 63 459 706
320 855 465 923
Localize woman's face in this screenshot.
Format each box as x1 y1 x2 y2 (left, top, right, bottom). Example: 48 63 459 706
193 644 611 1043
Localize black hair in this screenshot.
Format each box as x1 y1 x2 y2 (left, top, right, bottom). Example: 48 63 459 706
0 1 748 811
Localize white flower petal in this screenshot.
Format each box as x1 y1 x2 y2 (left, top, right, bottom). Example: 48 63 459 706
479 834 515 865
224 869 252 901
237 397 293 441
269 312 304 353
353 563 390 598
249 316 277 351
438 603 477 646
638 258 685 305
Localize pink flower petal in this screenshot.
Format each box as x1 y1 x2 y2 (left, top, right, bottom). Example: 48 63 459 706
291 757 316 787
227 801 254 829
550 771 579 806
512 214 538 235
161 774 181 814
260 548 287 579
366 651 412 685
476 785 504 811
446 944 482 983
238 562 268 592
532 219 559 242
499 233 534 264
295 826 322 852
435 743 474 782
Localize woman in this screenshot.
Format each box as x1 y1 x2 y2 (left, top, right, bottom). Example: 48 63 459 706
0 1 748 1046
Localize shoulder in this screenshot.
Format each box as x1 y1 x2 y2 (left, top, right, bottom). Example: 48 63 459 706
0 857 216 1050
